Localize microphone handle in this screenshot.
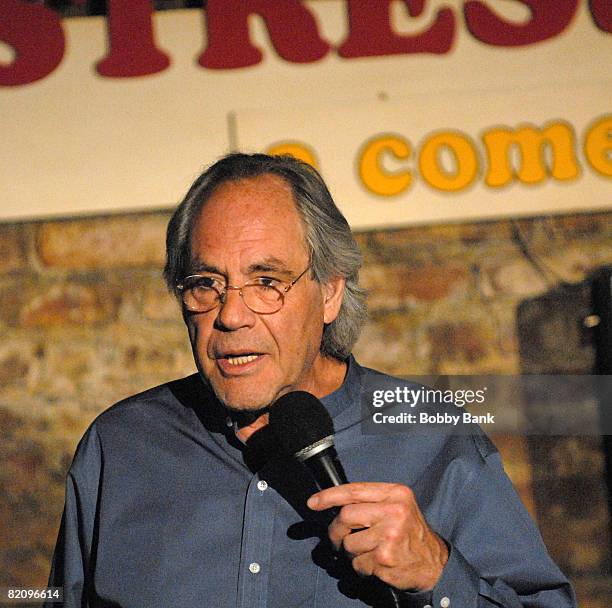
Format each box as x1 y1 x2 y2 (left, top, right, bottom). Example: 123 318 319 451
302 447 404 608
303 447 348 490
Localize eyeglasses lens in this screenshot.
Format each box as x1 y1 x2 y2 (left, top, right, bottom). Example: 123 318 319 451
183 283 283 314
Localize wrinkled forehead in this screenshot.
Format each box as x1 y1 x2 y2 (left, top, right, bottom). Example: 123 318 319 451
190 174 310 267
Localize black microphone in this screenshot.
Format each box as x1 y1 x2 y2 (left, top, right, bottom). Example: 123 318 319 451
268 391 347 491
269 390 403 608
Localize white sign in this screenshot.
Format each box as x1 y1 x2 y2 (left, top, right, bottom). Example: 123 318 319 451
236 86 611 228
0 1 610 224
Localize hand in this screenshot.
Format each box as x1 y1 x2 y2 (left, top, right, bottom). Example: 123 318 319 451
307 482 448 591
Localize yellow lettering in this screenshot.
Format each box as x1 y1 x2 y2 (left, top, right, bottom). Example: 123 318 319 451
266 142 318 168
418 131 479 192
482 122 580 187
584 115 612 177
358 134 412 197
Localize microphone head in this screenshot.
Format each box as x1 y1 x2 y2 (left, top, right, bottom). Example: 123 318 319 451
268 391 334 459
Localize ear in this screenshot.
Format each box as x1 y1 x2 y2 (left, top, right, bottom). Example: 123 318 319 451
322 276 345 324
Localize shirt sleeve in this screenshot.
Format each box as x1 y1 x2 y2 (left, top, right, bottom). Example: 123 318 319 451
399 448 577 608
45 425 103 608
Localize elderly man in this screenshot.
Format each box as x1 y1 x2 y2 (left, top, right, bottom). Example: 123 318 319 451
48 153 575 607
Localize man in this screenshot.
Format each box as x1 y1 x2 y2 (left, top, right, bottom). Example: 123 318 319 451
48 153 575 607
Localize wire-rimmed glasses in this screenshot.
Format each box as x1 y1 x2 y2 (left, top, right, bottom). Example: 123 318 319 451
177 266 310 315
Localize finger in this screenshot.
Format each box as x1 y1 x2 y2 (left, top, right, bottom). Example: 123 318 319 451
328 502 391 548
339 521 410 567
356 560 417 591
349 551 376 578
307 482 410 511
340 526 379 557
351 549 421 590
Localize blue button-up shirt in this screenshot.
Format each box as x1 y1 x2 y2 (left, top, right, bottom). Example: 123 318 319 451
48 358 576 607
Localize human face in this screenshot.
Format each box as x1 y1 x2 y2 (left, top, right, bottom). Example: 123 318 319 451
184 174 345 411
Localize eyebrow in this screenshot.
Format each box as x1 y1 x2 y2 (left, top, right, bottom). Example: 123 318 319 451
246 257 294 277
188 261 223 275
188 257 295 278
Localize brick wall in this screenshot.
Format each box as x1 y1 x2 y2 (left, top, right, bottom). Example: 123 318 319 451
1 210 610 605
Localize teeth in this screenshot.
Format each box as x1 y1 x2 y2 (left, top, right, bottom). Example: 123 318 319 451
226 354 259 366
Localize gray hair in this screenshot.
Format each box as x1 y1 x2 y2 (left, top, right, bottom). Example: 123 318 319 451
164 153 366 360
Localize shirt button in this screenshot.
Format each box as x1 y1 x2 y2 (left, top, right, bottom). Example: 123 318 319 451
225 417 233 428
440 598 451 608
249 562 261 574
424 605 433 608
257 480 268 491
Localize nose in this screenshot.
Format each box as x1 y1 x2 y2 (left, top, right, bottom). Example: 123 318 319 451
214 287 256 331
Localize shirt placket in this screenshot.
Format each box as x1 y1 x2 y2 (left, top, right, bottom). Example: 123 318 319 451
236 473 276 608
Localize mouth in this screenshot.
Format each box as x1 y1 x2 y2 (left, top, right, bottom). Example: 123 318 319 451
225 354 259 366
215 352 264 374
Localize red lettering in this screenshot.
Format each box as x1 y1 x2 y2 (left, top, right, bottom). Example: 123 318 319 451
464 0 579 46
589 0 612 32
96 0 170 77
200 0 329 69
0 0 64 86
338 0 455 58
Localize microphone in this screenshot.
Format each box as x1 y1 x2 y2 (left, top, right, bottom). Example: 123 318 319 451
269 391 403 608
268 391 347 491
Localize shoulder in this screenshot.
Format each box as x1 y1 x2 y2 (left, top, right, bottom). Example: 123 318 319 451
102 374 205 417
92 373 204 428
71 374 216 465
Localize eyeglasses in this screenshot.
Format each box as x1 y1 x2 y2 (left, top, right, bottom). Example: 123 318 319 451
177 266 311 315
